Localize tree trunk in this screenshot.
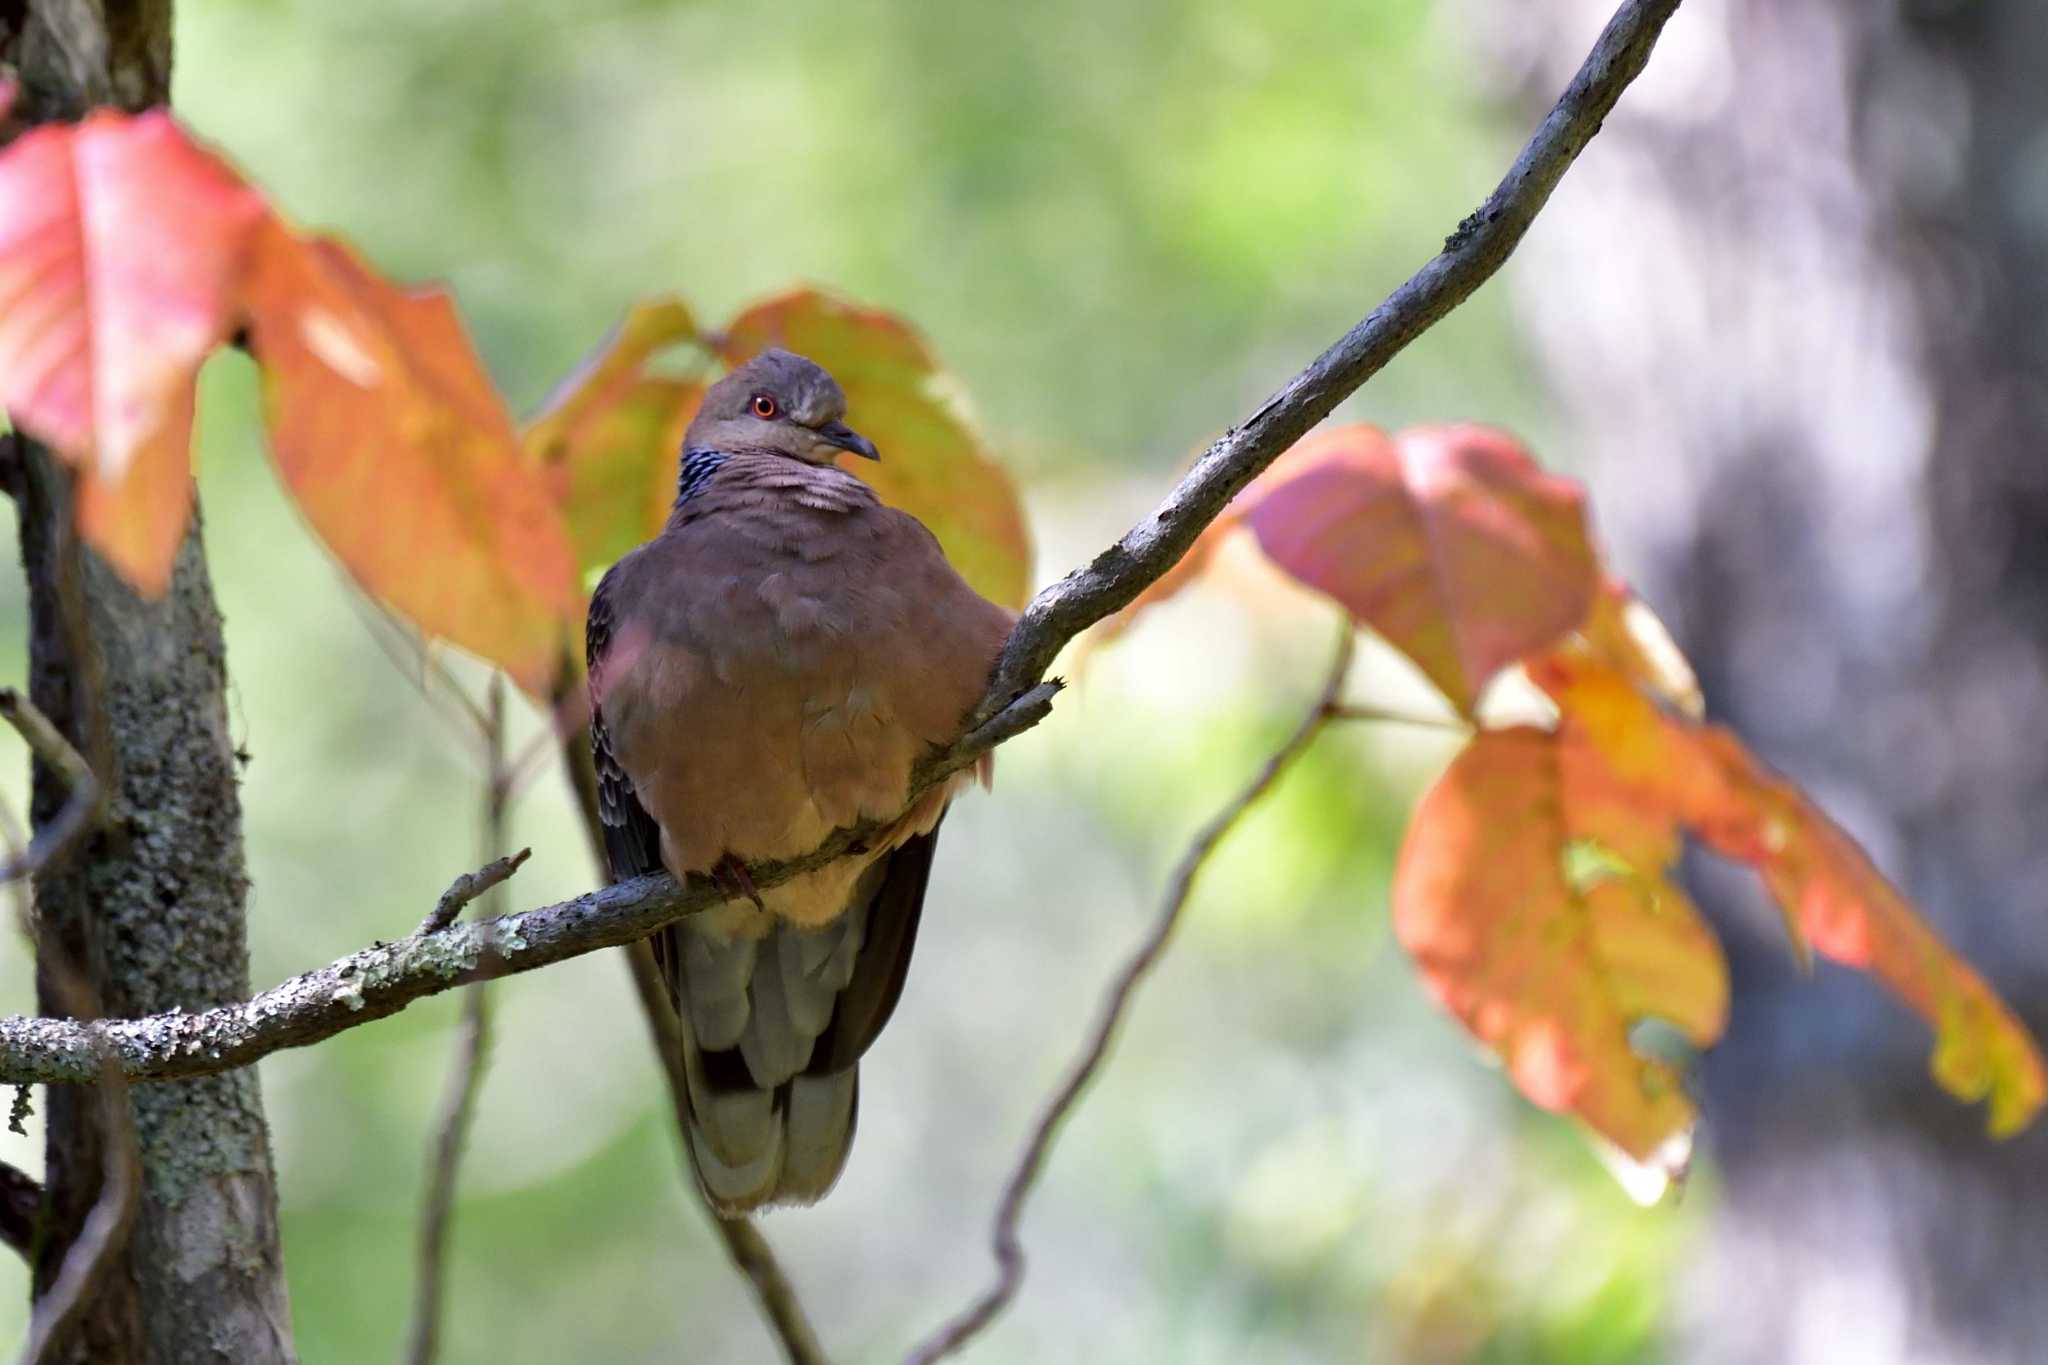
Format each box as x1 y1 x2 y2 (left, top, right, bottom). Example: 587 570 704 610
1487 0 2048 1358
4 3 297 1361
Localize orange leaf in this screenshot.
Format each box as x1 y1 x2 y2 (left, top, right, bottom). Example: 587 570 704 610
244 221 580 694
716 289 1031 608
1394 727 1724 1164
1576 579 1703 719
1781 812 2043 1135
1246 424 1598 714
525 298 704 575
1535 650 2048 1137
0 111 265 592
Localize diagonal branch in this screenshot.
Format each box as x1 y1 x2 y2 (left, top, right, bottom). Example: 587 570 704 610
0 0 1681 1088
0 687 104 883
0 1161 39 1263
972 0 1683 718
904 622 1356 1365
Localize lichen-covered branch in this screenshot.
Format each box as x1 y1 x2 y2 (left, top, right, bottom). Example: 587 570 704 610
0 684 1049 1086
0 0 1680 1104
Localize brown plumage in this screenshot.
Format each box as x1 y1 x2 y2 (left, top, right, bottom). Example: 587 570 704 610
587 349 1014 1213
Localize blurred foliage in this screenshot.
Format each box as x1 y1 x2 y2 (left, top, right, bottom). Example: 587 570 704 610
0 0 1704 1361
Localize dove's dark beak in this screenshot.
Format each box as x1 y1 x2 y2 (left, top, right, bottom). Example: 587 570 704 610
817 421 880 461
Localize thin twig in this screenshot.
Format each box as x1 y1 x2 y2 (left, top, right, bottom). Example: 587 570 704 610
498 725 562 807
0 688 103 883
1 700 139 1364
404 674 513 1365
18 1057 135 1365
904 623 1357 1365
620 941 830 1365
0 1162 39 1263
0 805 39 1267
346 595 493 742
0 0 1679 1097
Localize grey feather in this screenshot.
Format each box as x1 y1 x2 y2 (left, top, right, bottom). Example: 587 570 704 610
779 1071 858 1203
691 1118 784 1211
737 943 814 1086
779 906 869 1038
681 929 756 1051
685 1057 780 1171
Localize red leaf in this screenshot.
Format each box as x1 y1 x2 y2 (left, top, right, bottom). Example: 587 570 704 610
0 111 264 592
716 289 1032 608
1089 426 1598 713
244 222 580 694
1246 424 1598 713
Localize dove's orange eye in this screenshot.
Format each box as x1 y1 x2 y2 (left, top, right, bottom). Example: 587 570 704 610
750 394 778 419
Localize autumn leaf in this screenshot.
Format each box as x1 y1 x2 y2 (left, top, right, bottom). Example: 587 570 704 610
0 111 265 592
244 222 580 694
1394 726 1724 1167
524 297 704 575
1092 425 1599 715
1246 425 1597 713
1532 649 2048 1137
1575 579 1703 719
716 288 1032 608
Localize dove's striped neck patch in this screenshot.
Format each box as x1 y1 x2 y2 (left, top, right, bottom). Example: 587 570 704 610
675 448 729 507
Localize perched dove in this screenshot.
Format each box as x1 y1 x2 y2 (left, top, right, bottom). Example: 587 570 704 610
586 349 1014 1213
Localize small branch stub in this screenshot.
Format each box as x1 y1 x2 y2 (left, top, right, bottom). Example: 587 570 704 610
416 848 531 938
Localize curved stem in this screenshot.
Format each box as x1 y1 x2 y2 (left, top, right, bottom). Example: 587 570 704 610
903 623 1356 1365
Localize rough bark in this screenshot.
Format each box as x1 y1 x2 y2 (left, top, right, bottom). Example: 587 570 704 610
3 3 296 1361
1490 0 2048 1358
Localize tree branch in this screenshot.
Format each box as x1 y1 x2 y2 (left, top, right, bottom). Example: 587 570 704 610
0 0 1680 1092
972 0 1682 720
904 622 1356 1365
0 681 1051 1086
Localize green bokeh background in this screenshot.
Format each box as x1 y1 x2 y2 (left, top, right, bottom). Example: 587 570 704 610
0 1 1700 1359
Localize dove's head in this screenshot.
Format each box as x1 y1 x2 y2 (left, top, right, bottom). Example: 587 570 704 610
684 348 880 465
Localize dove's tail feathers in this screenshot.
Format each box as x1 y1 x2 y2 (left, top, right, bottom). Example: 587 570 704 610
665 823 941 1213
